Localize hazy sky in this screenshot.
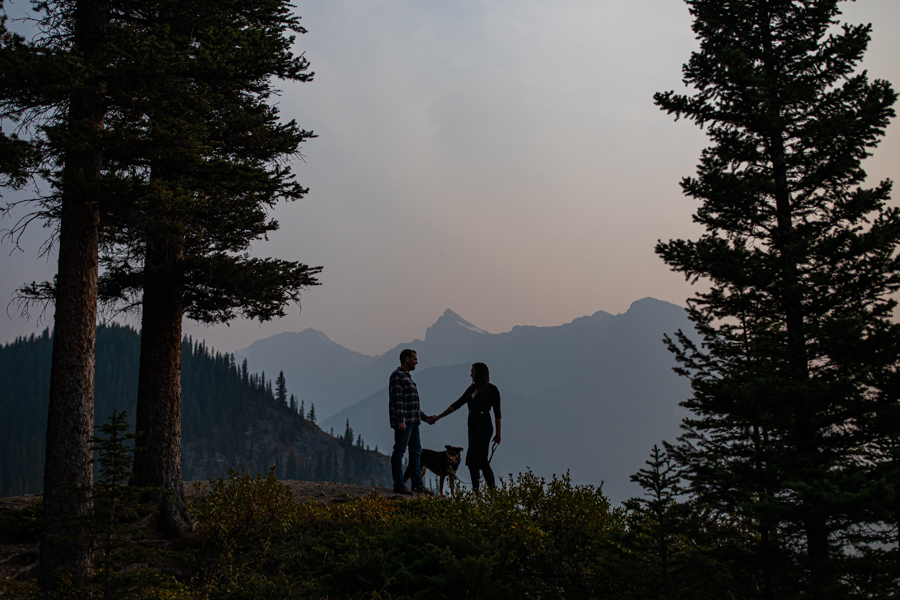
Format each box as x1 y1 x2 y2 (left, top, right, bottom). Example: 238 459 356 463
2 0 899 356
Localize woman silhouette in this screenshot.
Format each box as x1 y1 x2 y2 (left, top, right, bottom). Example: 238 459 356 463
432 362 501 494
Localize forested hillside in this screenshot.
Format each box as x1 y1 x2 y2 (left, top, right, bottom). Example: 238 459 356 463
0 325 389 497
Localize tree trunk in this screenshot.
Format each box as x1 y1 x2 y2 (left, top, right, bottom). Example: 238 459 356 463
39 0 107 591
759 7 827 596
40 177 100 589
132 232 193 535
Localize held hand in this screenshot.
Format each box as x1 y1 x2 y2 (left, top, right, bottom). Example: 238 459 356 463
493 433 501 444
398 422 407 432
424 416 434 425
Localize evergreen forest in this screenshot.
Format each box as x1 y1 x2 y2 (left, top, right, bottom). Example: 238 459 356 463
0 324 386 497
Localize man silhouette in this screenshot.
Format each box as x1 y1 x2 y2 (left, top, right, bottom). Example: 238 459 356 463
389 349 432 494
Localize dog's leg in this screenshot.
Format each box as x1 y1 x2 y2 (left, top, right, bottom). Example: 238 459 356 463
438 474 445 497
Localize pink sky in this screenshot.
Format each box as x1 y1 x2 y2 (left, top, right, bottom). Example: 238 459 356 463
2 0 898 356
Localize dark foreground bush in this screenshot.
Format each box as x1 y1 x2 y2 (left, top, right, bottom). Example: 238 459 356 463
3 468 712 599
188 469 623 600
0 500 42 544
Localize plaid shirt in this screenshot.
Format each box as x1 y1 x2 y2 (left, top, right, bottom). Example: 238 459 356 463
389 367 425 428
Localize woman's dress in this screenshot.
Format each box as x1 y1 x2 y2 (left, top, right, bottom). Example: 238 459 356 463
450 383 501 469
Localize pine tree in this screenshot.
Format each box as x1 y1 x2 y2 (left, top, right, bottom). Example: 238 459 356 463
89 410 150 599
655 1 900 598
343 419 354 447
622 444 697 599
0 0 114 587
308 403 316 424
276 372 288 406
89 0 321 535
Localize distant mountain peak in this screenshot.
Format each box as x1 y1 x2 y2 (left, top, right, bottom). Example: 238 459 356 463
625 297 685 316
428 309 488 336
297 327 333 342
234 327 340 360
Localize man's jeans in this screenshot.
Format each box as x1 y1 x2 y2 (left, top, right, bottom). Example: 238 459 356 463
391 423 423 488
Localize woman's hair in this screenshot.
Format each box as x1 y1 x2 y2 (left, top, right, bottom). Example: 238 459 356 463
472 362 490 391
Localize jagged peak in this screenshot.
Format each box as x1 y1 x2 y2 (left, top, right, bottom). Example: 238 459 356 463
427 309 488 336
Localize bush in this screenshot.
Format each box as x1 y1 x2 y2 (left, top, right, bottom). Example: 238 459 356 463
189 467 298 595
0 499 42 543
186 469 624 599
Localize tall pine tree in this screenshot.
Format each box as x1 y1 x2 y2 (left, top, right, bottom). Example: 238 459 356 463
3 0 321 539
1 0 113 588
92 0 319 534
655 1 899 598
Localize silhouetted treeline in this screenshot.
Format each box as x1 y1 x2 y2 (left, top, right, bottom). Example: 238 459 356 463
0 324 385 496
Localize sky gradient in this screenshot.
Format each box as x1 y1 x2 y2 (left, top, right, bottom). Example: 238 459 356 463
2 0 899 356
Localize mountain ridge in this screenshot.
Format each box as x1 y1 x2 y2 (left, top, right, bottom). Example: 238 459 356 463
236 298 670 422
240 297 694 503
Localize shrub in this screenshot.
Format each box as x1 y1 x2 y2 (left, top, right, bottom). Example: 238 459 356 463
181 469 627 599
189 467 297 595
0 498 42 543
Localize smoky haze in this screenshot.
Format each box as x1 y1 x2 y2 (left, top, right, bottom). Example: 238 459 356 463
1 1 897 357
